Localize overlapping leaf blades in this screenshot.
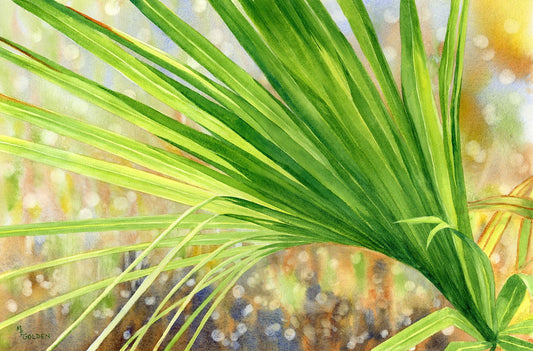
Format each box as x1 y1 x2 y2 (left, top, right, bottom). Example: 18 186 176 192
475 176 533 270
0 0 532 350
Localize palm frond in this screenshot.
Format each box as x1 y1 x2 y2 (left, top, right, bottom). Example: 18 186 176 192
0 0 531 349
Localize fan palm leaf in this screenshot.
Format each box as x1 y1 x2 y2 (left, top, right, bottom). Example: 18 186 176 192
0 0 532 350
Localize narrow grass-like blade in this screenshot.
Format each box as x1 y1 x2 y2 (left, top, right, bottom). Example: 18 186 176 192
0 93 251 199
85 215 218 351
118 258 239 351
46 199 215 350
502 319 533 336
0 37 252 181
336 0 414 148
477 212 513 256
518 219 532 269
444 341 493 351
131 238 265 350
498 335 533 350
373 307 484 351
0 231 290 283
0 214 257 238
477 177 533 256
438 0 471 236
395 216 454 248
469 196 533 219
0 136 217 208
168 246 285 351
0 246 253 331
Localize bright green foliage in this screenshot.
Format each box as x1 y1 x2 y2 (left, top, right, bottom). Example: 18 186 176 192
444 341 494 351
372 307 484 351
0 0 532 350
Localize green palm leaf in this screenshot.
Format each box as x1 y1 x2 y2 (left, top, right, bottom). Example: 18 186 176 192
0 0 531 349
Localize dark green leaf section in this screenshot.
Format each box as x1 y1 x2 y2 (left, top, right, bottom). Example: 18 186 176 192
336 0 408 137
399 0 454 223
496 275 528 330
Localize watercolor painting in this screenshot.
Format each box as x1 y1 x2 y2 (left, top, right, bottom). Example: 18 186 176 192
0 0 532 350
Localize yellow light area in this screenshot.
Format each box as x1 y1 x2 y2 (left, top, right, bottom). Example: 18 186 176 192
472 0 533 75
508 290 532 326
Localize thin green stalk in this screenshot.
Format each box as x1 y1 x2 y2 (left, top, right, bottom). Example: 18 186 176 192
46 198 217 350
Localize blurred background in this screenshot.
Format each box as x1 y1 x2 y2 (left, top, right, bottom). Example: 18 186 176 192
0 0 532 350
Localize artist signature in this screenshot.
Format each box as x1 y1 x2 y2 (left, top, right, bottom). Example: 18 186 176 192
16 325 51 341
